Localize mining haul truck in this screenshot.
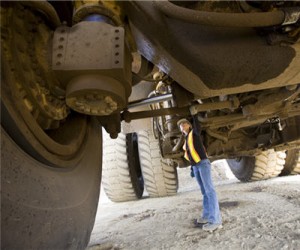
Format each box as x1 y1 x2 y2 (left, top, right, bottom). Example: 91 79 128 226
1 1 300 249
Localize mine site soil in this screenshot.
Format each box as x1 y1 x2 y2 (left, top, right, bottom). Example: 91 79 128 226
88 160 300 250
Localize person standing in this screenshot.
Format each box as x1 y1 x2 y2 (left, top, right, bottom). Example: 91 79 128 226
177 107 222 232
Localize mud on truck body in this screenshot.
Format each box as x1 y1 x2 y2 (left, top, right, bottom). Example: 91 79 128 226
1 1 300 249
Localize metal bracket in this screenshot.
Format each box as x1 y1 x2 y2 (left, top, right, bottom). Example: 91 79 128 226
282 7 300 25
52 22 132 116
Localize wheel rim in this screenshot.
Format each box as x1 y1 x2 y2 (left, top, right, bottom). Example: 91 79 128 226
1 3 89 167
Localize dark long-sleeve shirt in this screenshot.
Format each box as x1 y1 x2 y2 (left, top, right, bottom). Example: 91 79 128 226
184 115 208 165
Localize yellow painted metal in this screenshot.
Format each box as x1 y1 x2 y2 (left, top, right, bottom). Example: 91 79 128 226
1 3 68 129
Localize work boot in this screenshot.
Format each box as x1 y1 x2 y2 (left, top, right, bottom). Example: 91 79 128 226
193 217 208 228
202 223 222 233
196 218 209 224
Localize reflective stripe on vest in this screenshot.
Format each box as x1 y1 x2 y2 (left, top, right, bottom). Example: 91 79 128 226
187 130 201 163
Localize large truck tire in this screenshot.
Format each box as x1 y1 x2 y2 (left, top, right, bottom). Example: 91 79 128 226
281 149 300 175
1 121 102 250
1 3 102 248
102 132 144 202
138 130 178 197
227 149 286 182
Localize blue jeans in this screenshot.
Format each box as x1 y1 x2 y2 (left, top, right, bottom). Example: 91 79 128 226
192 159 222 224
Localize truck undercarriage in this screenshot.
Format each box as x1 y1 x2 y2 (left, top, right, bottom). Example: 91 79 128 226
1 1 300 249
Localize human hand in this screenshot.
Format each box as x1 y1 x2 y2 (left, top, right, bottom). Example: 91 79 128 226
189 105 198 116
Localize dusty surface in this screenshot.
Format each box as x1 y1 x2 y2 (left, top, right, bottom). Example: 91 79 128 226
88 160 300 250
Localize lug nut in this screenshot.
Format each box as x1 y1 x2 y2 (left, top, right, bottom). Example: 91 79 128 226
105 96 113 103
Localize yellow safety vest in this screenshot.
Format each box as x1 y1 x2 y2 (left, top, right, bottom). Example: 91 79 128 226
183 129 201 164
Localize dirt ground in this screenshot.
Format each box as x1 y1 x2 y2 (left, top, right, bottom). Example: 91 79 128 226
87 160 300 250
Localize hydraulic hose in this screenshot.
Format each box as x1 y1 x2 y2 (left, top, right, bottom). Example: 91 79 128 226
154 0 300 27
